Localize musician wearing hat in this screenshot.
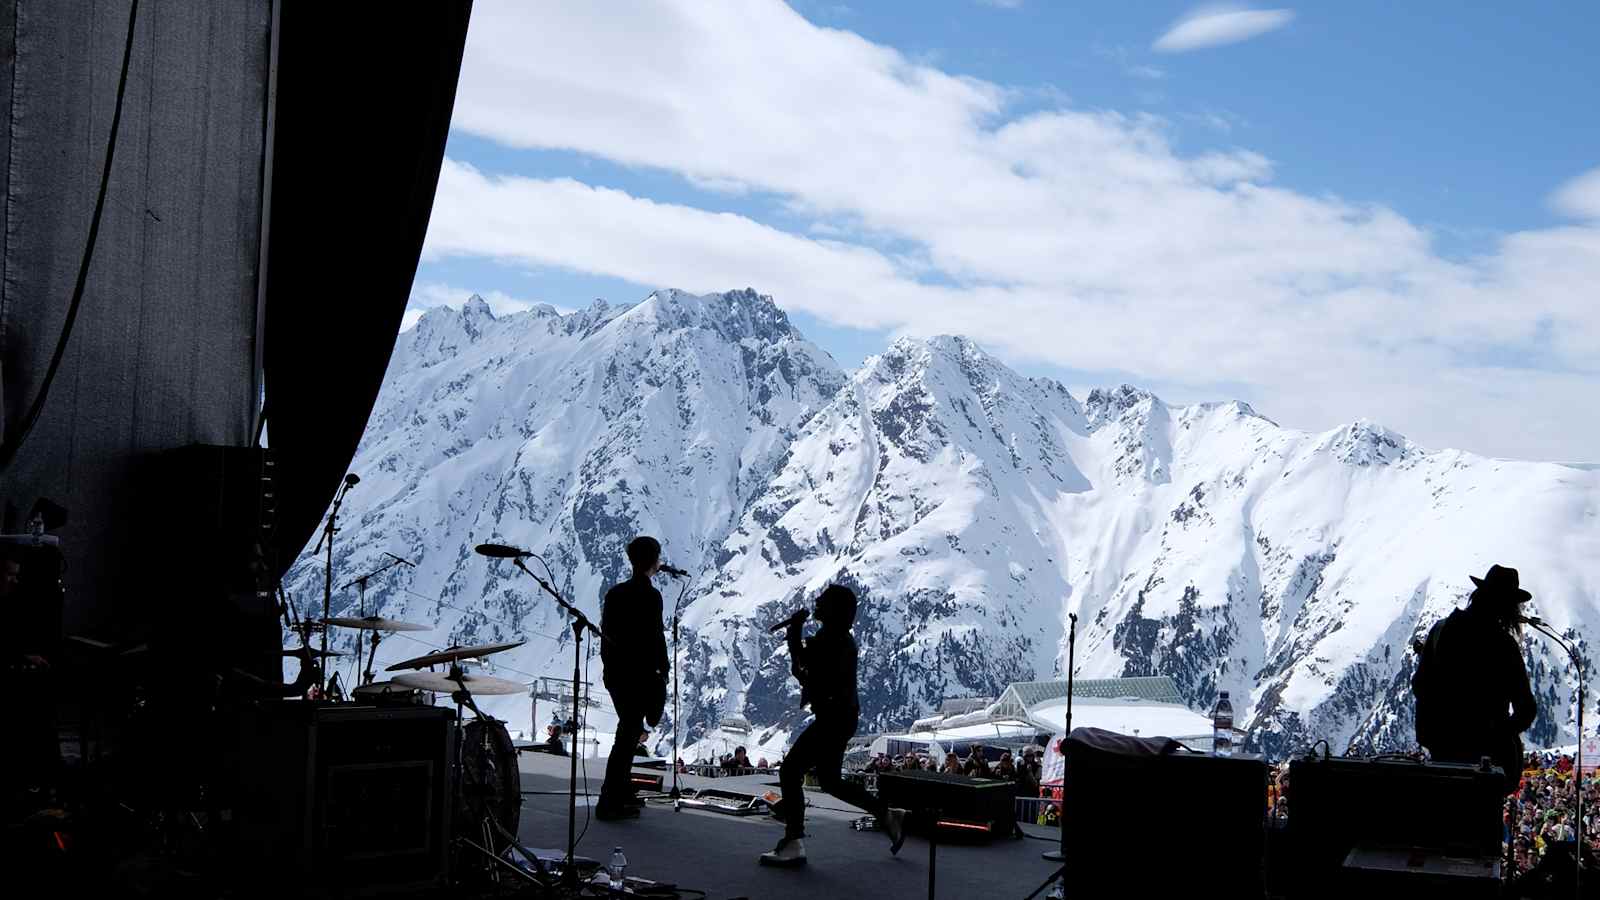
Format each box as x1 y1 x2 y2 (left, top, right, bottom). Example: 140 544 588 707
1412 564 1538 793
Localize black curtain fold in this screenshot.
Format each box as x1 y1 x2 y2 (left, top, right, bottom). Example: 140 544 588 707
264 2 472 576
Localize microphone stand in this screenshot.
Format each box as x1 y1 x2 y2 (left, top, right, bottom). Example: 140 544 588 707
310 478 355 697
1529 619 1586 897
341 556 408 687
668 574 695 803
1041 612 1076 867
510 556 606 891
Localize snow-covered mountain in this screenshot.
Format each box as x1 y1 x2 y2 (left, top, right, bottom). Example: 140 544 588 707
286 288 1600 762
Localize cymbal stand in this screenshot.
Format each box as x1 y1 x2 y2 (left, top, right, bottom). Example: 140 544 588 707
310 477 355 697
342 556 407 686
445 666 551 892
511 557 608 892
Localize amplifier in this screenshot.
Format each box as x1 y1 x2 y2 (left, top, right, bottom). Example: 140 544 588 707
1338 844 1500 900
230 702 453 896
876 770 1015 838
1061 728 1268 897
1288 754 1503 897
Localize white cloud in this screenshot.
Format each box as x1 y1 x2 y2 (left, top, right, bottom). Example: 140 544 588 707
1153 5 1294 53
431 0 1600 461
1551 166 1600 220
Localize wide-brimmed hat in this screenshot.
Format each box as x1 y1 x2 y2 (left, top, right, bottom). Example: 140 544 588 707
1469 564 1532 604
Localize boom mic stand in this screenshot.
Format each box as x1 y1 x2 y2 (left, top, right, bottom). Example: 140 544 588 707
341 555 410 686
1528 618 1587 898
511 556 608 892
310 476 356 696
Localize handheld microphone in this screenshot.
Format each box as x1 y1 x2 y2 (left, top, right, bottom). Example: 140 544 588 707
344 473 360 487
769 608 809 633
385 552 417 567
659 564 690 578
475 543 533 558
1519 614 1545 627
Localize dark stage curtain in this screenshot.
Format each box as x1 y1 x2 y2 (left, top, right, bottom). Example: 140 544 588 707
263 2 472 577
0 0 272 634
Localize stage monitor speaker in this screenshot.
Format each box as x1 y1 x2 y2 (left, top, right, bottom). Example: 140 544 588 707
876 770 1016 838
1288 754 1503 898
1060 728 1268 897
1338 844 1500 899
146 444 280 684
231 702 453 896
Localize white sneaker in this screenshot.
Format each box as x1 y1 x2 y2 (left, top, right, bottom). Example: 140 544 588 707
884 807 908 855
759 836 807 867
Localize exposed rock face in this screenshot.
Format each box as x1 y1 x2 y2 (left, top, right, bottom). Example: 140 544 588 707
287 289 1600 761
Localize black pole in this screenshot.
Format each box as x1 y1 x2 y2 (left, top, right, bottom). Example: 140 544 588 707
310 478 352 696
928 815 938 900
507 556 605 890
1044 612 1077 865
1533 621 1586 899
567 618 584 889
669 575 693 801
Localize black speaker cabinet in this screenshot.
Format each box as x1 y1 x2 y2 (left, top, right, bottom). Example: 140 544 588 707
876 770 1015 837
1062 730 1268 897
231 702 453 896
1288 755 1503 899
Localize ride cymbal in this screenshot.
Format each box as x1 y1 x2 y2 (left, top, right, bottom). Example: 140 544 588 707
392 671 525 695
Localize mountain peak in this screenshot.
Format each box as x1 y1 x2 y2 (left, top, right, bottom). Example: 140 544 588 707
1084 384 1163 431
1323 419 1415 466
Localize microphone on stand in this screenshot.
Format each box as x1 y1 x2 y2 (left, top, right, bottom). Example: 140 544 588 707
768 608 809 633
1518 614 1546 627
385 552 417 567
475 543 533 558
659 564 690 578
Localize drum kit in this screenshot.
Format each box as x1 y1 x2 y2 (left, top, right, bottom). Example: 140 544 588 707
302 610 537 884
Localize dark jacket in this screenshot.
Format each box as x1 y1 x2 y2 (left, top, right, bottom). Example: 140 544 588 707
787 622 860 720
1413 606 1536 789
600 574 669 719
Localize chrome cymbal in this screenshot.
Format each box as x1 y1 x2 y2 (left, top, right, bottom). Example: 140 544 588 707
392 671 525 696
320 615 431 633
384 639 527 672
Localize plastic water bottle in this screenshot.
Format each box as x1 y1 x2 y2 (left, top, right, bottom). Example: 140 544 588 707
607 846 627 893
1212 691 1234 757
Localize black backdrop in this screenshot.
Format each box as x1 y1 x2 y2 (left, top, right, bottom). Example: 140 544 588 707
0 0 471 636
263 1 472 579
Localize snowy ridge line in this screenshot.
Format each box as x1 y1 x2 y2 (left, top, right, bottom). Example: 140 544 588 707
284 287 1600 762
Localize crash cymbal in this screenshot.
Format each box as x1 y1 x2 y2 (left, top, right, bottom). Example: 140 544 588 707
320 615 430 633
384 639 527 672
392 671 525 696
282 646 343 658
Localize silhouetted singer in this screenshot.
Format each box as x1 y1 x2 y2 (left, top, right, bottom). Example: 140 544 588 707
595 536 669 820
760 585 905 868
1412 564 1538 794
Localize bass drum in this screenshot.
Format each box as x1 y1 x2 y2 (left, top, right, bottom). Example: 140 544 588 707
456 717 522 853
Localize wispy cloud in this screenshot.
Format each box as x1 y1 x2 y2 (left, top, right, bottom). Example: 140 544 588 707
434 0 1600 461
1550 166 1600 220
1154 5 1294 53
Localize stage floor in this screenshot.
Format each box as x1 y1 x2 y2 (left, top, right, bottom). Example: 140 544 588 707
515 752 1065 899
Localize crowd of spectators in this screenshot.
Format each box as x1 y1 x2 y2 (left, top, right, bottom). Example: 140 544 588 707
1505 751 1599 875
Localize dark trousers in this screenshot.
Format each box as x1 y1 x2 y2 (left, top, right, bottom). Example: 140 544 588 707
600 706 645 808
779 712 882 839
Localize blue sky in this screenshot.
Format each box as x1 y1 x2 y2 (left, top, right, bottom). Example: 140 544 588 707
410 2 1599 461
